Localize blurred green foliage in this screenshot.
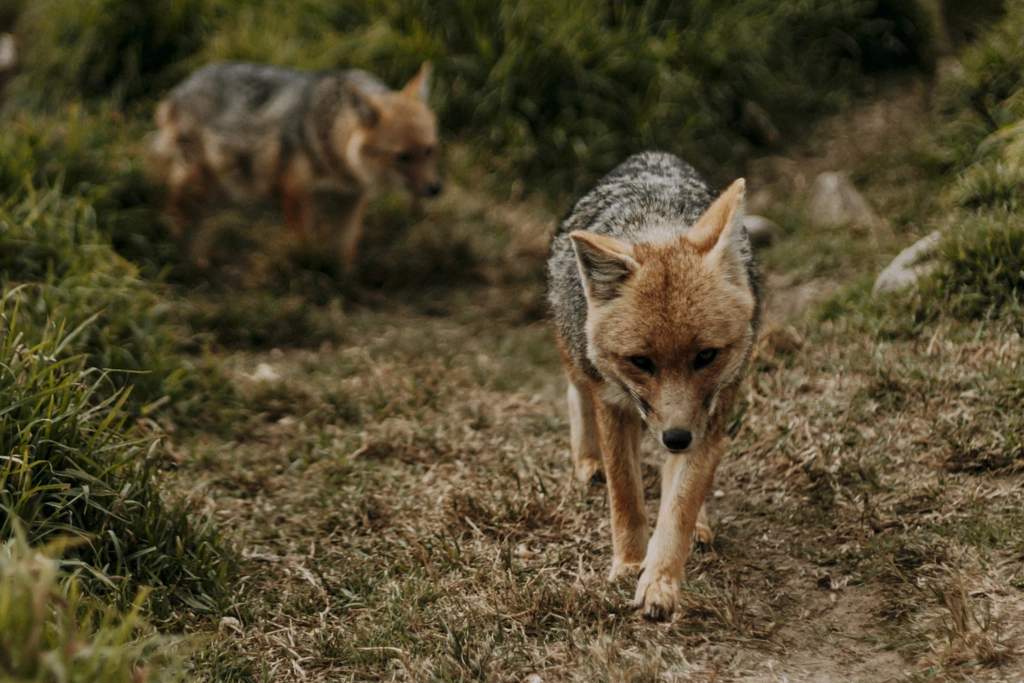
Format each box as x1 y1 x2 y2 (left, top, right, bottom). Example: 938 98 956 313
0 105 175 277
919 1 1024 324
14 0 206 106
10 0 942 191
0 188 234 425
0 532 188 681
928 210 1024 322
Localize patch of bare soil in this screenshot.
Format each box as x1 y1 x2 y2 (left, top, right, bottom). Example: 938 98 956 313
703 464 908 682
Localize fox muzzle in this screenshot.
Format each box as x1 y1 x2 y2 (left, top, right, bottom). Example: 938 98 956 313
661 428 693 452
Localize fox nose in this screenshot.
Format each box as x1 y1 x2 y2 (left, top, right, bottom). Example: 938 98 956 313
422 182 442 197
662 429 692 452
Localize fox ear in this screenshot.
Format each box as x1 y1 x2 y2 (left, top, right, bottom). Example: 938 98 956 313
346 85 382 127
570 231 639 303
686 178 752 287
401 62 432 103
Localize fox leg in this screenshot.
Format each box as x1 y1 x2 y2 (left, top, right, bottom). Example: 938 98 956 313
592 388 648 580
280 186 310 241
567 375 602 483
695 502 714 545
165 159 212 237
634 436 723 620
336 192 369 270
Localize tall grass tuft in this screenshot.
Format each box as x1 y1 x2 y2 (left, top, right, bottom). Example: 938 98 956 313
926 211 1024 324
0 529 187 682
0 290 233 618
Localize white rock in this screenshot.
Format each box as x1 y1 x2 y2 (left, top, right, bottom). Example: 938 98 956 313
872 231 943 296
805 172 878 228
0 34 15 72
252 362 281 382
742 214 784 248
219 616 243 635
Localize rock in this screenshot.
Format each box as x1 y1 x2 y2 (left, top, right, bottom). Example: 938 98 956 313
742 214 784 248
0 33 16 94
0 34 15 73
872 231 943 296
805 172 878 228
746 187 775 215
252 362 282 382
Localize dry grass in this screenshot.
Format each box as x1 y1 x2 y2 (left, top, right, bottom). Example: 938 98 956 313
142 76 1024 682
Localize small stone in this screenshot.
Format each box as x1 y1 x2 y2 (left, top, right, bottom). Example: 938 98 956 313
805 172 878 228
515 543 536 559
252 362 281 382
742 214 784 248
0 34 16 72
872 231 942 296
219 616 243 635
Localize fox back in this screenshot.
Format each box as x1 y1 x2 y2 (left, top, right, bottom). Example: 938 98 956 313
152 62 440 200
548 151 761 450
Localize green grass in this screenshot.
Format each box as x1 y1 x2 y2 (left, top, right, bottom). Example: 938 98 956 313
0 530 188 682
0 291 234 619
0 186 236 426
13 0 205 107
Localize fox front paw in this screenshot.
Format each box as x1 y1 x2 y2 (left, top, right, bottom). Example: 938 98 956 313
633 569 678 621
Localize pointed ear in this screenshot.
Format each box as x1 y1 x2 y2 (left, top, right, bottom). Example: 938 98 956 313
345 84 382 127
401 62 432 103
570 231 639 303
686 178 752 287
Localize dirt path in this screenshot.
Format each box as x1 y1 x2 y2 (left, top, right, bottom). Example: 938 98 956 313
178 76 1024 682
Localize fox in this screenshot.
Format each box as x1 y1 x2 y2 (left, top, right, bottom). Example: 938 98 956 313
547 151 761 620
148 61 442 268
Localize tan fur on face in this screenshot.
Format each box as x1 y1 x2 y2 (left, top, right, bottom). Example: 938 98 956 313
575 181 756 449
345 71 441 195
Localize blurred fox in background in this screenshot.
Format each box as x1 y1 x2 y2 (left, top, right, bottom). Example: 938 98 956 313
149 61 441 269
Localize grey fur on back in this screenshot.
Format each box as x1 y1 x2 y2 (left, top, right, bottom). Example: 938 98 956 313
547 151 758 379
165 62 387 182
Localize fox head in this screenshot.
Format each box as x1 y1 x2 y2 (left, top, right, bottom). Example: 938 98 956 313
342 62 442 197
570 179 757 454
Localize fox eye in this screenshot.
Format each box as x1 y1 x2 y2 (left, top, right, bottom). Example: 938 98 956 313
693 348 718 370
397 151 415 163
628 355 655 375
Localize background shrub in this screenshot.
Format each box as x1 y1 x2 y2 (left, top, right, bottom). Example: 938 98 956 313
9 0 943 193
926 211 1024 324
13 0 205 107
0 187 234 425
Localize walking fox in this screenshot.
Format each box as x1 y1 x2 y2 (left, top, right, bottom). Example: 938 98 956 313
149 61 441 267
547 152 761 620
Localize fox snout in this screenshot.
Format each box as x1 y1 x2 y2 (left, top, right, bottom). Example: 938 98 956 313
413 178 442 197
661 428 693 452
